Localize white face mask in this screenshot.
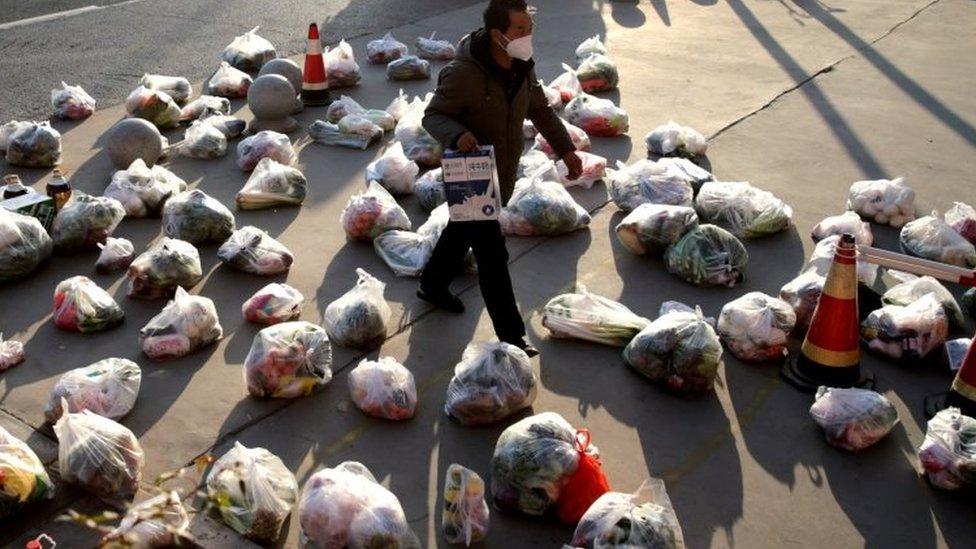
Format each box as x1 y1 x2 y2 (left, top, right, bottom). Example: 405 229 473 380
499 34 534 61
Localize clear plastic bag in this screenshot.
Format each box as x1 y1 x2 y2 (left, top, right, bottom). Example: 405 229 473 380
127 237 202 299
236 130 296 171
442 464 489 546
179 94 230 122
53 275 124 333
54 405 144 503
199 112 246 139
125 86 181 129
162 189 235 244
415 168 445 212
244 321 332 398
918 407 976 490
101 491 189 548
387 55 430 80
576 53 619 93
565 93 628 137
716 292 796 363
900 211 976 267
944 202 976 244
394 93 442 166
417 32 456 60
236 157 307 210
348 356 417 420
624 308 723 394
309 116 383 150
95 237 135 274
656 157 714 194
51 193 125 254
570 479 685 549
575 35 607 61
44 358 141 423
0 333 26 372
847 177 915 227
615 203 699 255
324 268 392 349
327 95 365 124
222 26 276 72
645 121 707 158
606 159 694 212
366 142 420 195
5 121 62 167
534 119 591 157
206 442 298 543
500 164 591 236
340 181 411 240
542 285 650 347
140 73 191 105
178 119 227 159
0 207 52 281
140 287 223 360
0 425 54 519
861 292 949 361
695 181 793 239
217 226 293 276
664 224 748 287
811 211 873 245
374 230 434 277
444 342 537 426
549 63 582 104
803 234 879 287
242 282 304 325
51 81 95 119
385 89 411 122
366 32 409 64
207 61 253 98
0 120 27 151
779 270 825 333
540 79 563 109
810 386 898 452
326 39 362 88
299 461 420 548
361 109 396 132
882 275 965 328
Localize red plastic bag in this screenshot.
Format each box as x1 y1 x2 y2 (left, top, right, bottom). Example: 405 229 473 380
556 429 610 525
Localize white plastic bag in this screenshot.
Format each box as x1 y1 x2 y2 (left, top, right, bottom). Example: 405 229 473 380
95 237 135 274
657 157 714 193
540 79 562 109
810 211 873 245
51 193 126 253
179 94 230 122
105 158 187 216
217 226 293 276
374 230 434 278
324 268 392 349
366 32 408 64
623 308 724 394
199 112 247 138
242 282 304 325
394 93 442 165
716 292 796 363
327 39 362 88
615 203 699 255
417 32 456 60
44 358 141 423
444 342 537 426
236 130 296 170
222 26 277 72
52 275 124 333
327 95 365 124
810 387 899 452
695 181 793 239
101 491 189 548
607 159 694 212
900 211 976 267
125 86 181 129
162 189 235 244
340 181 411 241
366 142 420 195
385 89 411 121
236 157 307 209
309 115 384 150
917 407 976 490
575 35 608 61
51 81 95 119
207 61 253 98
645 121 707 158
442 464 489 546
571 479 685 549
779 270 825 333
0 208 53 282
882 275 964 329
127 237 203 299
500 164 591 236
549 63 582 104
847 177 915 227
521 150 606 190
564 93 629 137
803 234 879 287
0 333 26 372
244 321 332 398
944 202 976 244
861 292 949 361
387 55 430 80
179 119 227 159
534 118 590 156
5 120 63 167
140 73 191 105
348 356 417 420
542 285 650 347
140 287 223 360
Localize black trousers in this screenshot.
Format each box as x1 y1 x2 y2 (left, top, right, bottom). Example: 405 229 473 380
421 220 526 343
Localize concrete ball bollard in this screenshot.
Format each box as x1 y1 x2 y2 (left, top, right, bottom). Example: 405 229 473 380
258 58 304 114
247 74 299 133
105 118 166 169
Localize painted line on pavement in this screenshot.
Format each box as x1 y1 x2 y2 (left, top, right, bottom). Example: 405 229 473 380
0 0 149 31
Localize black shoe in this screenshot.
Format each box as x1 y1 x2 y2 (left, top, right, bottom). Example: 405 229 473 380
417 288 465 314
508 338 539 358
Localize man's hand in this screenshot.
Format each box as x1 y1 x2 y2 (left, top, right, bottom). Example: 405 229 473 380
456 131 480 153
561 151 583 181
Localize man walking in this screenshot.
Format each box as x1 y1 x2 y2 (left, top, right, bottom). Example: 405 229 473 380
419 0 582 357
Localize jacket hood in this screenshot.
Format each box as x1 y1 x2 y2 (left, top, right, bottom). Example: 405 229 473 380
455 29 484 67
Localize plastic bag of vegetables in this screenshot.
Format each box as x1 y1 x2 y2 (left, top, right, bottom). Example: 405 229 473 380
900 211 976 267
53 276 124 333
218 226 294 276
340 181 411 241
917 407 976 490
100 491 189 548
0 207 52 281
127 238 202 299
809 386 898 452
417 32 456 60
575 35 607 61
162 189 235 244
534 119 591 157
645 121 707 159
51 81 96 120
206 442 298 543
540 79 563 110
0 425 54 519
44 358 141 423
665 224 748 287
500 166 591 236
861 293 949 361
442 464 489 546
54 405 144 503
606 159 694 212
542 286 650 347
51 193 125 254
882 275 965 329
105 158 187 217
0 333 25 372
324 268 391 349
244 321 332 398
519 149 607 190
944 202 976 244
444 342 537 426
570 479 684 549
348 356 417 420
394 94 443 166
549 63 582 104
208 62 253 98
366 142 420 196
0 120 26 151
222 26 276 72
236 157 307 210
385 89 411 121
95 237 135 274
387 55 430 80
658 157 713 193
125 86 181 129
416 168 445 212
695 181 793 238
366 32 409 64
811 211 873 245
615 204 698 255
361 109 397 132
326 39 362 88
140 73 191 105
179 94 230 122
242 282 304 325
577 54 618 93
309 115 384 150
299 461 420 548
326 95 364 123
5 120 61 167
200 112 247 139
374 230 434 278
716 292 796 363
177 119 227 159
564 93 628 137
624 307 723 395
847 177 915 227
140 287 222 360
237 130 296 171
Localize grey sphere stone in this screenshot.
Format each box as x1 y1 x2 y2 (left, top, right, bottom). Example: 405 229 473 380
258 59 302 96
248 74 296 120
105 118 164 169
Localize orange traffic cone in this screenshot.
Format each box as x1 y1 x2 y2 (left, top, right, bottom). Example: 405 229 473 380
925 330 976 418
782 233 874 392
301 23 330 106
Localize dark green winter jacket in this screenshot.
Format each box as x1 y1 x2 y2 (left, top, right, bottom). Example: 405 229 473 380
423 29 575 204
